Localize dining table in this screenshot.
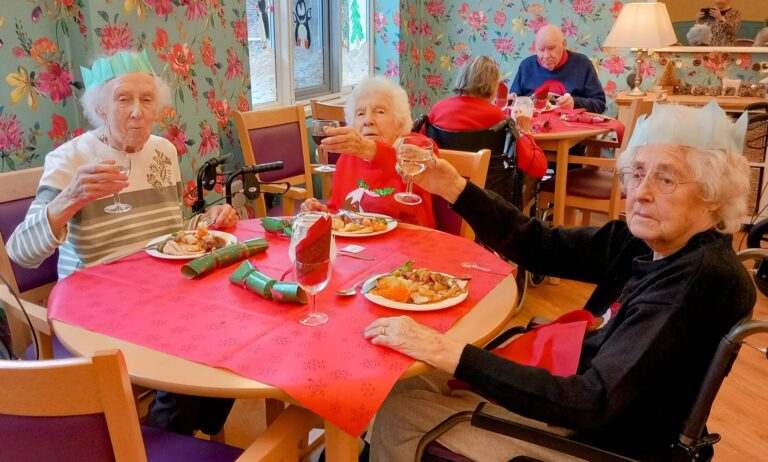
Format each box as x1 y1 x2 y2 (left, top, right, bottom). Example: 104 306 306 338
528 108 624 227
48 218 518 461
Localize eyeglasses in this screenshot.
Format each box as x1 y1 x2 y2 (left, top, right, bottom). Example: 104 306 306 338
617 167 697 195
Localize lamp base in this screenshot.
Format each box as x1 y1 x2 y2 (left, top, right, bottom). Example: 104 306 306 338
626 87 646 96
626 49 646 97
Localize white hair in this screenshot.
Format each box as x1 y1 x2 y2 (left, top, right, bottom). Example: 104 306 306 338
616 145 750 234
80 75 172 128
344 76 412 137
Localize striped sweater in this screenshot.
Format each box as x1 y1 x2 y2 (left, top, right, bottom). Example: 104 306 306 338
7 132 185 279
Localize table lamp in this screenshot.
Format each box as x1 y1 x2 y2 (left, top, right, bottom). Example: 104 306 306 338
603 1 676 96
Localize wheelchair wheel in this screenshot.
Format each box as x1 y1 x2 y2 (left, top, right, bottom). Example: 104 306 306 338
514 266 527 313
747 219 768 249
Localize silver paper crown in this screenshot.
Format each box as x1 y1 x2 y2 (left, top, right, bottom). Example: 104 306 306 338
627 100 748 154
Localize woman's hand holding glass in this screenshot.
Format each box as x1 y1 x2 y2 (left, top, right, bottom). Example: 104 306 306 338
394 136 434 205
410 157 467 205
319 125 378 162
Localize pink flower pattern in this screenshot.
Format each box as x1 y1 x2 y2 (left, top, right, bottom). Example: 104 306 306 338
0 114 24 154
602 56 626 76
100 23 133 54
572 0 595 16
225 48 244 80
561 18 577 38
37 63 74 104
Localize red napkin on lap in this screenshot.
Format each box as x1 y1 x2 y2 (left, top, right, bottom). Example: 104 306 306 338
534 80 566 99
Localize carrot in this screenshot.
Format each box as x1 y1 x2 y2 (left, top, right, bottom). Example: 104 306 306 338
379 284 411 303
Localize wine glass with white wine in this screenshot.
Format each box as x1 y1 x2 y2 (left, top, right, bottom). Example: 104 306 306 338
100 150 132 214
394 136 433 206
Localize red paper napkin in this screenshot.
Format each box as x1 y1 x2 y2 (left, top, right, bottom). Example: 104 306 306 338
534 80 566 99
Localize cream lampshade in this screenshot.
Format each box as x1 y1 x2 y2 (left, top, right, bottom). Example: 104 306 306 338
603 1 677 96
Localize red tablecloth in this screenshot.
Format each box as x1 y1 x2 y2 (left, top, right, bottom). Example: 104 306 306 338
48 220 512 436
536 108 625 144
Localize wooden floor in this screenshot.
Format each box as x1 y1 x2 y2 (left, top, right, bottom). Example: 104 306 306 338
213 235 768 461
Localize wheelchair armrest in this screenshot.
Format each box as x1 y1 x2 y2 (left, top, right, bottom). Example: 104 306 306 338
470 402 637 462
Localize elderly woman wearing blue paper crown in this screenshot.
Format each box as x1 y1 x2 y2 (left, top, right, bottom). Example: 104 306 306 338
6 50 237 436
364 101 754 461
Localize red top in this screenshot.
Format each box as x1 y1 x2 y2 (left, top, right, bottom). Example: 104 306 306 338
327 138 436 228
428 96 547 179
427 96 506 131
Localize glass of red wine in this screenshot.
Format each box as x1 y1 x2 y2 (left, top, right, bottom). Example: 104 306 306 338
533 96 548 118
311 119 340 173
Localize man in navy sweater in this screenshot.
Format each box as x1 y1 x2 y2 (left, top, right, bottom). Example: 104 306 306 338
510 25 606 114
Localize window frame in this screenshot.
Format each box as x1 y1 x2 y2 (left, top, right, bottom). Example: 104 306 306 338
249 0 373 109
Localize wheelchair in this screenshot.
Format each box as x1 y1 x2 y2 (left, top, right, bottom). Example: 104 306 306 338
415 248 768 462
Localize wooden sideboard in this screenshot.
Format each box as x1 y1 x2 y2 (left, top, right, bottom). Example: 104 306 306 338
615 91 768 222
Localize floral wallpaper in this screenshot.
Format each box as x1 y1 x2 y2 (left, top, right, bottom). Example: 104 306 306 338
372 0 768 118
0 0 251 216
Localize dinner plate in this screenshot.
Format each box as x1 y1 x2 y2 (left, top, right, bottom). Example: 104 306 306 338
363 272 469 311
332 212 398 238
145 230 238 260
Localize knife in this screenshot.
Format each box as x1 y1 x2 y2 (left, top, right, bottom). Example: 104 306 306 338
360 260 413 294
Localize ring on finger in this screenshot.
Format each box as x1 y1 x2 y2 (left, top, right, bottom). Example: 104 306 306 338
380 326 388 336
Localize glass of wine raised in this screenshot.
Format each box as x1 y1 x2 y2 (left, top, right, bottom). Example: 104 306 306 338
311 119 340 173
394 136 433 206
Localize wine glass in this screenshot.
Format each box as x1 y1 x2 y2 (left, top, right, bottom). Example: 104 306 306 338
513 96 534 119
101 150 132 214
394 136 433 206
311 119 340 173
289 211 334 326
533 95 548 118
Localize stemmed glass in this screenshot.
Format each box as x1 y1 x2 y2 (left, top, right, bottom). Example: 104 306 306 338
533 95 548 118
394 136 433 205
100 150 132 214
289 211 334 326
311 119 340 173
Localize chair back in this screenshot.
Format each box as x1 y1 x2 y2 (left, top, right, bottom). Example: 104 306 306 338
0 167 60 359
234 105 314 216
0 167 59 298
434 149 491 241
734 38 754 46
0 350 148 461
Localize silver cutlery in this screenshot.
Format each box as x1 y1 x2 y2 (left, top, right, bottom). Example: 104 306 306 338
337 251 375 261
461 262 508 275
102 243 160 264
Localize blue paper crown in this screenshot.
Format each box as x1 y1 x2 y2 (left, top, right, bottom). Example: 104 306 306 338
80 49 156 90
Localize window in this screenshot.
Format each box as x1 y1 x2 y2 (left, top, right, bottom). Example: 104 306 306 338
246 0 372 107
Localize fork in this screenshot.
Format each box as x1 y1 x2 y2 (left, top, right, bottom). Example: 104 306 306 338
338 209 363 225
461 262 508 275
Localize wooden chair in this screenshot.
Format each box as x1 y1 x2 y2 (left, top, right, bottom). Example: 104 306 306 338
234 105 314 217
310 99 346 124
0 167 61 359
539 99 653 226
0 349 251 461
309 99 347 200
436 149 491 241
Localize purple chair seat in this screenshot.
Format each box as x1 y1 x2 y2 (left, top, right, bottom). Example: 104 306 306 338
23 335 72 360
0 414 243 462
141 425 244 462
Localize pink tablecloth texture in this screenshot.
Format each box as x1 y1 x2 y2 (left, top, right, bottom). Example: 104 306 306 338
48 219 513 436
537 108 626 145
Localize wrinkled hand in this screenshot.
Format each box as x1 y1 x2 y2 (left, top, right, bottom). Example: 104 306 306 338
46 160 129 233
301 197 330 213
320 126 378 162
363 316 464 373
204 204 239 229
710 8 723 22
555 93 574 109
410 158 467 204
696 11 706 22
513 110 533 135
61 160 128 207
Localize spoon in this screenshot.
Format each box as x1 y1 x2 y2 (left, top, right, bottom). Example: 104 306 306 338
336 279 368 296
